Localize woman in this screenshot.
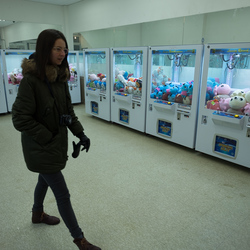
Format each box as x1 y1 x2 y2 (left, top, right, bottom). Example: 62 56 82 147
12 29 101 250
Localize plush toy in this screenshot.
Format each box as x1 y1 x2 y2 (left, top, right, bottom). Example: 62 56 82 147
175 94 183 103
243 103 250 116
230 89 245 98
245 91 250 103
183 96 192 105
228 96 246 114
180 82 189 98
101 81 106 90
219 97 231 112
207 99 220 110
213 84 231 99
187 83 193 100
88 73 99 82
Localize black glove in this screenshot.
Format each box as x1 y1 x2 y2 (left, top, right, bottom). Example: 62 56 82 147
76 131 90 153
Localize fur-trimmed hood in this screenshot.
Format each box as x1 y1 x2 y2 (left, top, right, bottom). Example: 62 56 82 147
21 58 70 82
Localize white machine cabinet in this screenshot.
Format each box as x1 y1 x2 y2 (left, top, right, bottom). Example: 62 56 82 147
83 48 111 121
195 43 250 168
146 45 203 148
68 51 81 104
1 50 34 112
111 47 148 132
0 52 8 114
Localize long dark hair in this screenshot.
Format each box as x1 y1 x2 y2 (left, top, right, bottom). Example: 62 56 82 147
35 29 69 80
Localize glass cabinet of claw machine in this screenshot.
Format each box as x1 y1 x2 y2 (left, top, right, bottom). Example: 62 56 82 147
0 52 8 114
146 45 203 148
68 51 81 104
196 43 250 168
111 47 148 132
1 50 34 112
83 48 110 121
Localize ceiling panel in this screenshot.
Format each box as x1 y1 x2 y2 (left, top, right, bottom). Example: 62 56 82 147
28 0 83 5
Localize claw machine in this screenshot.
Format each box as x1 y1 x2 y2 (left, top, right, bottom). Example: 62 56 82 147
68 51 81 104
111 47 148 132
196 43 250 168
146 45 203 148
1 50 34 112
83 48 110 121
0 51 8 114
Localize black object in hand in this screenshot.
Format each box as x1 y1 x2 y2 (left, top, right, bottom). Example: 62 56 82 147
72 141 81 158
72 132 91 158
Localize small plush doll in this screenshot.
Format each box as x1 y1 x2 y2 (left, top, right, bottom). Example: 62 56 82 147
231 89 245 98
88 73 100 82
243 103 250 116
213 83 231 99
228 96 246 114
180 82 189 98
219 98 231 112
207 99 220 110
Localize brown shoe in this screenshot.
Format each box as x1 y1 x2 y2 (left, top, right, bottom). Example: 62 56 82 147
73 237 101 250
32 211 60 225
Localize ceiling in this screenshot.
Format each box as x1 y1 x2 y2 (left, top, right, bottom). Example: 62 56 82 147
0 0 84 28
27 0 83 5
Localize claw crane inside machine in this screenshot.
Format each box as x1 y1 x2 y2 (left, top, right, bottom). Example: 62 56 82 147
196 43 250 168
83 48 110 121
146 45 203 148
1 50 34 112
68 51 81 104
111 47 148 132
0 52 8 114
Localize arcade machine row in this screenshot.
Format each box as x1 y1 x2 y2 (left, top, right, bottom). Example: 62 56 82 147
68 51 81 104
0 52 8 114
83 48 111 121
195 43 250 168
111 47 148 132
1 50 34 112
146 45 203 148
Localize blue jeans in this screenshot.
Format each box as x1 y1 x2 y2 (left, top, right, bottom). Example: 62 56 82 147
32 171 83 239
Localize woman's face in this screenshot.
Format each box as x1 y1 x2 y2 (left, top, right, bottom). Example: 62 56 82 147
50 38 68 65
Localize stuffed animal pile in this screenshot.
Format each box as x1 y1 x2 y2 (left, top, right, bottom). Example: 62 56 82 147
69 64 78 83
205 77 250 116
113 67 142 95
8 68 23 85
86 72 106 90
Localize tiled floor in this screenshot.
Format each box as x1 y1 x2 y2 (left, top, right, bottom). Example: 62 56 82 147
1 104 250 250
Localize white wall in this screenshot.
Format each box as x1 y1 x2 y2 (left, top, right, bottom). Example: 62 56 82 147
67 0 250 33
1 0 250 50
0 0 66 48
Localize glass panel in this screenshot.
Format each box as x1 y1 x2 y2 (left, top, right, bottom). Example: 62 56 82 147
150 49 196 106
206 48 250 116
85 51 107 94
113 50 143 99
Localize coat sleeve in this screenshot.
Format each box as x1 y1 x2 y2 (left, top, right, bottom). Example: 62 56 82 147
12 77 53 145
64 81 84 135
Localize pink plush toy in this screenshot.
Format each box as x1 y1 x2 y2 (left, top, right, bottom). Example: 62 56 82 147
219 98 230 112
213 84 231 98
243 103 250 116
88 74 100 81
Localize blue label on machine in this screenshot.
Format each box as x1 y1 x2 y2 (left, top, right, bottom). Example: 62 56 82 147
152 49 196 54
158 120 172 137
210 48 250 55
214 135 237 158
212 111 243 119
91 101 98 114
119 109 129 123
